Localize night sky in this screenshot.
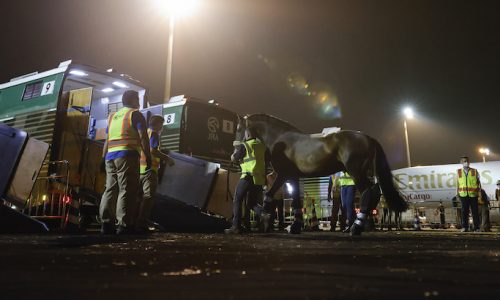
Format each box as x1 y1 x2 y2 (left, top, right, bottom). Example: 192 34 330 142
1 0 498 168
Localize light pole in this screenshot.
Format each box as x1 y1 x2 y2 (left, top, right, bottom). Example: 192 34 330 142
403 107 414 168
164 15 175 103
156 0 199 103
479 147 490 163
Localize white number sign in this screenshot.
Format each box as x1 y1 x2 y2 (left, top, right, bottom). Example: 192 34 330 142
164 113 175 125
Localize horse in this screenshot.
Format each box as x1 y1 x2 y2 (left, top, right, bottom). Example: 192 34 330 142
233 113 408 235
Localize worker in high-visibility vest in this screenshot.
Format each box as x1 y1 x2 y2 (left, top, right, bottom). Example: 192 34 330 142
334 171 356 232
456 156 481 232
100 90 151 235
135 115 174 233
225 127 270 234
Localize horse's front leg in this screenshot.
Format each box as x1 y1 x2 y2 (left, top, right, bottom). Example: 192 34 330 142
287 178 303 234
264 174 286 212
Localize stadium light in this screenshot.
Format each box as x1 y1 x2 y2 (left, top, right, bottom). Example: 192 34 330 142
155 0 200 103
479 147 490 163
402 107 415 167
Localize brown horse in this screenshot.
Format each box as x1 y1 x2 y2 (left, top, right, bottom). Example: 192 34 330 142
234 114 407 235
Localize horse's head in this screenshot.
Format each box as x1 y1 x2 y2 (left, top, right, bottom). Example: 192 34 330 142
233 114 248 147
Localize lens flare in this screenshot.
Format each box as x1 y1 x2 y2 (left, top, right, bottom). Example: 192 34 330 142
286 73 342 120
286 72 309 96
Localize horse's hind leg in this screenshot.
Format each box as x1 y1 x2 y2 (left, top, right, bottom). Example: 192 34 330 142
350 179 380 236
288 178 303 234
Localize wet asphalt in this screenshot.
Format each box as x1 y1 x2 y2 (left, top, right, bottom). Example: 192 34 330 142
1 229 499 299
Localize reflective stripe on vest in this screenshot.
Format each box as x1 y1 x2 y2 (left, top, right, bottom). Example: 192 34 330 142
457 168 479 197
240 138 266 185
107 107 141 153
140 128 161 174
339 172 355 186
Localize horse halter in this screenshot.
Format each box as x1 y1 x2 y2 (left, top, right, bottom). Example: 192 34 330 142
233 115 249 146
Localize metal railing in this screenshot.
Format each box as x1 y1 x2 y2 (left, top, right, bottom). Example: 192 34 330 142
23 160 70 229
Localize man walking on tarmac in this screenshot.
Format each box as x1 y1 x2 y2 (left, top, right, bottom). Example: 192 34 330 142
456 156 481 232
136 115 174 233
225 127 270 234
336 171 356 233
100 90 151 235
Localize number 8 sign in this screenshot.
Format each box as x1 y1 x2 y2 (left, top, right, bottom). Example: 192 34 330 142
163 113 175 125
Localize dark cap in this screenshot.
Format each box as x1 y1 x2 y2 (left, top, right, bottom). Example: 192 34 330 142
149 115 164 125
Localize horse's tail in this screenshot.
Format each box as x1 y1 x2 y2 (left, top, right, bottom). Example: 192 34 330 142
373 138 408 212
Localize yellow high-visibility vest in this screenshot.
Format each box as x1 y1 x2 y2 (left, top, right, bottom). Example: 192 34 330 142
240 138 266 185
140 128 161 174
107 107 141 153
457 168 480 197
338 172 355 186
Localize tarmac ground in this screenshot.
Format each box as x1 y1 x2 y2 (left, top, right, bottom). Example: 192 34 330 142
1 229 499 299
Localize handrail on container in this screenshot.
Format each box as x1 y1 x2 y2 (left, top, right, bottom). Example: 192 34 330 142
26 160 71 229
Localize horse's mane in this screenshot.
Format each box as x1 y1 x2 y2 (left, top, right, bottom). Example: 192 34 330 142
247 113 302 133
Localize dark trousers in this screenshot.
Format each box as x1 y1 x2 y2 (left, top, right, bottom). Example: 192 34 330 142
341 185 356 226
460 196 479 230
232 176 263 228
331 198 346 230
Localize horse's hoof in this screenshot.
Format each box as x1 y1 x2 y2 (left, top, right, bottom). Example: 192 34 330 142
290 221 302 234
350 223 363 236
260 213 271 233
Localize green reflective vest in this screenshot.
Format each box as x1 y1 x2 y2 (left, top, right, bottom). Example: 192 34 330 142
338 172 355 186
140 128 161 174
107 107 141 153
240 138 266 185
457 168 480 197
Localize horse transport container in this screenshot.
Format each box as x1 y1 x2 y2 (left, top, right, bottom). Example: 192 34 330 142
0 60 239 231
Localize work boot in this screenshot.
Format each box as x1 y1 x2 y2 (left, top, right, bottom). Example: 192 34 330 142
460 228 468 232
100 222 115 235
224 226 241 234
